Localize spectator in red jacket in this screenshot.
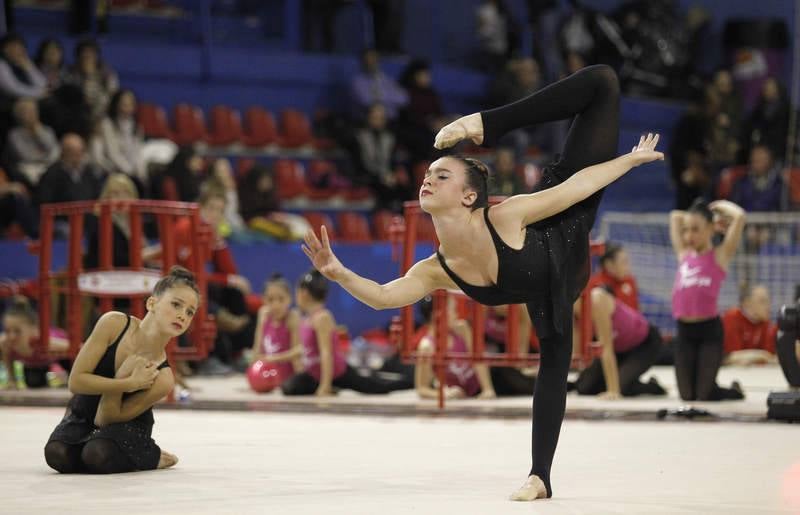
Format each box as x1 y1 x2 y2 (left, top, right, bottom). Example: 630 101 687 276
722 284 777 366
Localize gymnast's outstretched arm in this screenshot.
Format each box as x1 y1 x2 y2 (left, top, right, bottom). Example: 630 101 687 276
494 133 664 227
302 226 454 309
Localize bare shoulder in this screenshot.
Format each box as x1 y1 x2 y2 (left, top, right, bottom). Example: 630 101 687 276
410 254 457 289
287 309 301 327
490 194 535 226
95 311 130 337
311 309 335 327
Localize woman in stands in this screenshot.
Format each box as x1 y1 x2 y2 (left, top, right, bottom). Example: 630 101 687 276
303 65 663 500
669 198 746 401
43 266 195 473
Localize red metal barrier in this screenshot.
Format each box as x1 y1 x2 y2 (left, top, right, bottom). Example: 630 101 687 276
32 200 216 364
390 199 605 407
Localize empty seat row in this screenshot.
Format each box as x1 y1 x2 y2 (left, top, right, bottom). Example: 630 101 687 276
138 103 333 149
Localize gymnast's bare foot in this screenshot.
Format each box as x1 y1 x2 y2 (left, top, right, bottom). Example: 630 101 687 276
158 450 178 469
433 113 484 149
509 474 548 501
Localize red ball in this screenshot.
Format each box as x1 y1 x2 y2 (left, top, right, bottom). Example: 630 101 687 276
246 360 285 393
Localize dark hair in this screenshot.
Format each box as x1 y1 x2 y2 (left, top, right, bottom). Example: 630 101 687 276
264 273 291 295
297 269 328 301
600 242 623 266
399 58 431 89
451 155 490 210
3 296 37 325
688 198 713 223
107 88 137 123
153 266 200 299
418 295 434 324
34 38 63 68
75 38 100 59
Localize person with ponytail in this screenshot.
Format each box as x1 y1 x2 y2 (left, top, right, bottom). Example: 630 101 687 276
669 198 747 401
304 64 664 500
43 266 199 474
1 296 68 388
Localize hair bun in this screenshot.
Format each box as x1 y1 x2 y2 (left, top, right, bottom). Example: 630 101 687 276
168 265 195 282
269 272 285 281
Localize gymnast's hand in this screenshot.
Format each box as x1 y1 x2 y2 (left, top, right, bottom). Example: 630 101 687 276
433 113 484 149
303 226 347 282
627 133 664 167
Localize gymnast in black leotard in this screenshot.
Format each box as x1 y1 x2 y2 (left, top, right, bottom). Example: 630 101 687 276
303 65 663 501
44 266 199 474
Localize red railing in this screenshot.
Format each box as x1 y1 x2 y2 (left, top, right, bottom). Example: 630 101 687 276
33 200 216 363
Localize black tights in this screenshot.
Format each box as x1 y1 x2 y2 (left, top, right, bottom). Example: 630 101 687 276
281 365 408 396
483 65 621 498
674 318 744 401
44 439 136 474
575 325 665 396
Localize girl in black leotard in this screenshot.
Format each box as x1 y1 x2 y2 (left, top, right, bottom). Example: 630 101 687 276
303 65 663 501
44 266 200 474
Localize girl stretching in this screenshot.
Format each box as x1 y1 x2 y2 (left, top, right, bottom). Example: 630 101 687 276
303 65 663 499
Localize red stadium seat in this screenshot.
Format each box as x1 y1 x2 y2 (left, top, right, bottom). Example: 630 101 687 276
786 167 800 208
159 176 179 201
337 212 372 242
172 103 208 145
207 105 243 146
279 109 313 148
236 158 256 179
302 212 337 239
273 159 307 199
242 106 278 147
137 103 173 140
716 165 747 200
372 210 399 240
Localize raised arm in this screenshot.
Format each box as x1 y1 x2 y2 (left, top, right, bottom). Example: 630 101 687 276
710 200 746 269
303 226 452 309
68 312 156 395
669 210 688 259
494 134 664 227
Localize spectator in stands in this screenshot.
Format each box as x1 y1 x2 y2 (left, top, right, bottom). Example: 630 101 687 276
587 243 639 311
281 270 408 396
396 59 446 163
731 144 784 212
669 91 711 209
740 77 790 163
722 283 778 366
476 0 517 73
160 146 204 202
0 166 37 238
83 173 139 270
174 183 254 374
351 103 410 212
6 97 59 185
34 38 67 92
0 33 47 105
209 158 245 236
65 39 119 123
570 287 666 398
709 70 742 139
414 295 498 400
238 164 278 222
92 89 147 189
1 296 68 389
490 147 526 196
704 85 739 172
350 49 408 120
36 133 105 206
